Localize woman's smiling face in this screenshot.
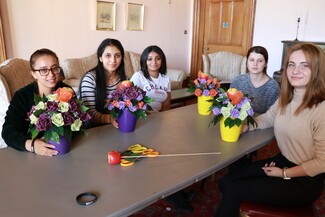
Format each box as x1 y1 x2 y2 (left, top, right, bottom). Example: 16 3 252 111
286 50 312 90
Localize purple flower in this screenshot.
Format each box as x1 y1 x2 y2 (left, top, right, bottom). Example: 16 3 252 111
80 112 92 122
46 101 58 112
110 89 123 100
62 112 75 125
69 99 78 112
136 93 144 101
202 89 210 96
35 113 52 131
198 78 207 84
247 108 254 116
118 101 126 110
128 104 137 112
123 87 139 100
107 103 114 110
230 108 240 119
212 107 221 115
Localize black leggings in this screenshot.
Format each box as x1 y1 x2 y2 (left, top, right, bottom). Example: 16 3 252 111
214 153 324 217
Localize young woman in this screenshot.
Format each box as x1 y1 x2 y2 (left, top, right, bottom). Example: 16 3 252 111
80 38 127 128
230 46 280 114
2 48 71 156
130 45 171 112
215 43 325 217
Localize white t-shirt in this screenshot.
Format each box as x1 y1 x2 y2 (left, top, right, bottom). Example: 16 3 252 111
131 71 171 111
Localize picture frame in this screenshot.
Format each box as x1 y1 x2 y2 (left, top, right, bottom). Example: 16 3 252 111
96 1 116 31
126 3 144 31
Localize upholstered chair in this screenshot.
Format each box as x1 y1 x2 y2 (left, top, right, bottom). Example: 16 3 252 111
202 51 247 85
0 58 34 148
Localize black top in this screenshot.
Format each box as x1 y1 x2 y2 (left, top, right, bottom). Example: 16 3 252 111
2 81 71 151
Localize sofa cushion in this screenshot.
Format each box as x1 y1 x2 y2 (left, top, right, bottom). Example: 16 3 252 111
62 51 187 95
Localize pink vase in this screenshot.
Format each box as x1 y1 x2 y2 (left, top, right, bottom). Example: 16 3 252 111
118 109 137 132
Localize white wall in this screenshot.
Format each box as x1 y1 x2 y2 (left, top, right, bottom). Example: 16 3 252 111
253 0 325 76
2 0 325 77
2 0 193 74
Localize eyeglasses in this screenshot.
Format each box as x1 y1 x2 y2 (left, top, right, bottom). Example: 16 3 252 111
33 66 61 76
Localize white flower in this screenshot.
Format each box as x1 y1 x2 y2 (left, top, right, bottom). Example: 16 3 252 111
51 113 64 127
221 104 233 118
238 109 248 121
29 114 38 124
35 101 46 110
71 119 82 131
47 94 57 102
58 101 69 112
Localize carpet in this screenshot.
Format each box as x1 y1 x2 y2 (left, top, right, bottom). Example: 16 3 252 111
130 141 325 217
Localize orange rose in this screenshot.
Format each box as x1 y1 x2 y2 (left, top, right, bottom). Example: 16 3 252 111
209 89 218 97
55 87 74 102
194 89 202 97
125 100 131 107
227 88 244 105
212 78 221 88
112 100 119 107
194 79 199 86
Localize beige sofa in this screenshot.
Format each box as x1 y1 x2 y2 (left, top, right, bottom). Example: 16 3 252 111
0 51 187 148
61 51 187 95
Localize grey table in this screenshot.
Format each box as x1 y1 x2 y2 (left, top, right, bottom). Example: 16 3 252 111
0 104 274 217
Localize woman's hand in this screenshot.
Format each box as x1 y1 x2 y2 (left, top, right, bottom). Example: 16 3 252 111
34 139 58 156
109 115 119 128
241 124 249 134
261 161 282 177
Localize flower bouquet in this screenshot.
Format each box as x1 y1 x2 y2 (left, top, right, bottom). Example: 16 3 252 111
28 87 91 153
209 88 256 142
106 80 154 132
187 71 221 115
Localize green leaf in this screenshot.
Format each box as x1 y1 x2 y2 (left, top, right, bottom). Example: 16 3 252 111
30 127 39 139
44 130 52 143
33 93 42 104
50 131 60 143
186 86 196 93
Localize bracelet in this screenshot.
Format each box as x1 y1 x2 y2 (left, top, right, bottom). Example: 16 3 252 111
76 192 98 206
31 139 36 153
282 167 291 180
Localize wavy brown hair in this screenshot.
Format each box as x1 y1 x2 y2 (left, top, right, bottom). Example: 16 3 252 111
279 43 325 115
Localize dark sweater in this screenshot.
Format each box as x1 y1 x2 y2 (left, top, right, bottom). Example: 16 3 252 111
2 82 71 151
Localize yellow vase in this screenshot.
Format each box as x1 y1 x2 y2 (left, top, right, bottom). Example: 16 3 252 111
220 117 242 142
197 95 213 115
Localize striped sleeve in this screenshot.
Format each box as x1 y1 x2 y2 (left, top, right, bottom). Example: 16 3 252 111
80 71 98 117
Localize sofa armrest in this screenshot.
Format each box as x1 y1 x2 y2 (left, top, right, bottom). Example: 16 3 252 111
202 54 210 73
167 69 187 90
0 74 10 148
167 69 187 82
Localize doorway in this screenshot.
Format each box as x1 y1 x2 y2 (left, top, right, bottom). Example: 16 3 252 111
190 0 256 79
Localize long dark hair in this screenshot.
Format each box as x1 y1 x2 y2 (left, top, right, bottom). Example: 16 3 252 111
140 45 167 80
94 38 126 113
246 46 269 74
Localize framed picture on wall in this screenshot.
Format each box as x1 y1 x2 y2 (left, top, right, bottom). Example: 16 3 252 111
96 1 116 31
126 3 144 31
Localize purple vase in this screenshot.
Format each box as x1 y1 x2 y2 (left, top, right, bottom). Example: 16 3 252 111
118 109 138 133
49 135 71 155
